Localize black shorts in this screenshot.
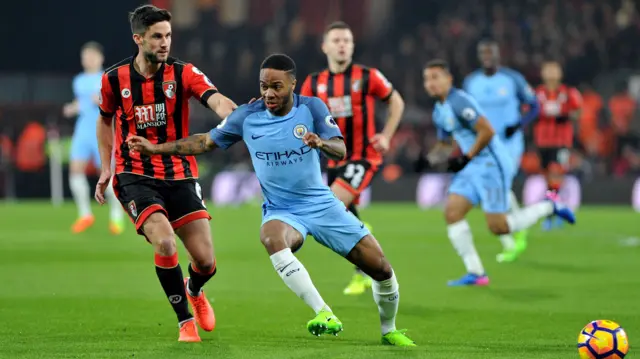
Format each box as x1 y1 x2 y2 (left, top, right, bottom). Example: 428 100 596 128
539 147 571 170
112 173 210 235
327 160 379 196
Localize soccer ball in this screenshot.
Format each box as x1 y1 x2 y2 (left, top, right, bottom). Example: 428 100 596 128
578 320 629 359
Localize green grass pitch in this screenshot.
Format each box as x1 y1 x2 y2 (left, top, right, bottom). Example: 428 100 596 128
0 202 637 358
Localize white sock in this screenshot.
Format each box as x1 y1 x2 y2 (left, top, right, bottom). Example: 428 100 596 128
105 184 123 222
270 248 328 314
506 201 554 233
499 235 516 251
509 190 521 211
69 173 92 217
372 271 400 335
447 220 484 275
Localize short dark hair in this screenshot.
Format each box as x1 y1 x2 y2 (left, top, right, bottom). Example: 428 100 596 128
324 21 351 35
260 54 297 79
81 41 103 54
425 59 450 72
129 5 172 35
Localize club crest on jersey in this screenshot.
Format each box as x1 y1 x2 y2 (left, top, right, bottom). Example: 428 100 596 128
162 81 176 99
121 88 131 98
128 200 137 218
293 124 308 139
351 79 361 92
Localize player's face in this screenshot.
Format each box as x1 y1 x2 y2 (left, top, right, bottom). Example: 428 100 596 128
134 21 171 64
322 29 354 65
423 67 452 98
260 69 297 114
542 63 563 83
81 48 103 72
478 44 499 69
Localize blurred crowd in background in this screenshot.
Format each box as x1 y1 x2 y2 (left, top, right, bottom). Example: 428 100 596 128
2 0 640 182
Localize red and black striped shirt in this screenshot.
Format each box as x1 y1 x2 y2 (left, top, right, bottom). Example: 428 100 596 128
300 63 393 168
99 56 217 180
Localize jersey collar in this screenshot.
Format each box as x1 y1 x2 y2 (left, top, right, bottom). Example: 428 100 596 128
129 52 166 82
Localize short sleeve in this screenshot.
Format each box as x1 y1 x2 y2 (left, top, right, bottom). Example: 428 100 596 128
568 87 583 111
512 72 537 104
451 92 483 126
368 68 394 101
183 63 218 108
305 97 343 140
300 75 313 97
208 106 246 149
99 73 116 117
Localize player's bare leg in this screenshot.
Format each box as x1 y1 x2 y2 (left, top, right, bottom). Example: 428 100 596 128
143 212 199 342
543 162 566 230
485 191 576 237
69 160 95 233
444 194 488 286
103 175 125 235
260 220 341 336
331 183 373 295
176 218 217 332
345 235 415 346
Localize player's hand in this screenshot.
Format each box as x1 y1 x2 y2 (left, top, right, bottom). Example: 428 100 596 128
127 135 156 155
95 170 112 205
303 132 324 149
371 133 390 154
447 155 471 173
554 115 570 123
62 103 75 118
505 124 520 138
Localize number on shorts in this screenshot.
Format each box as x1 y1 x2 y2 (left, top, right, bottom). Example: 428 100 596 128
344 163 366 189
194 182 206 208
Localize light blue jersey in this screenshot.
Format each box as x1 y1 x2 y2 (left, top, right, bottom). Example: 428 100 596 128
70 72 102 165
463 68 539 169
209 94 370 256
433 88 514 213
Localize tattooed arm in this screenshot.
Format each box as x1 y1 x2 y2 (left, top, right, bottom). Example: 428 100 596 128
126 133 217 156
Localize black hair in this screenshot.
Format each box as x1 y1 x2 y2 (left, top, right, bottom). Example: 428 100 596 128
324 21 351 35
81 41 103 54
424 59 450 72
129 5 172 35
260 54 297 79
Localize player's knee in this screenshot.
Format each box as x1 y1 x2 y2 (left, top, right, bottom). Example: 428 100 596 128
444 207 465 224
192 257 215 273
143 213 176 255
260 235 288 254
153 236 177 256
370 259 393 282
487 219 510 235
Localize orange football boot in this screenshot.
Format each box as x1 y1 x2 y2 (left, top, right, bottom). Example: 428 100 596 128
178 319 201 342
184 277 216 332
71 215 95 233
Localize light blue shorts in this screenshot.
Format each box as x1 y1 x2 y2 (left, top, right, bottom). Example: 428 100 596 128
448 162 514 214
70 134 100 167
262 200 370 257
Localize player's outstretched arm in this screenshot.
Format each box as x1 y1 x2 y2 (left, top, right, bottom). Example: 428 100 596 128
127 134 217 156
206 92 238 120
